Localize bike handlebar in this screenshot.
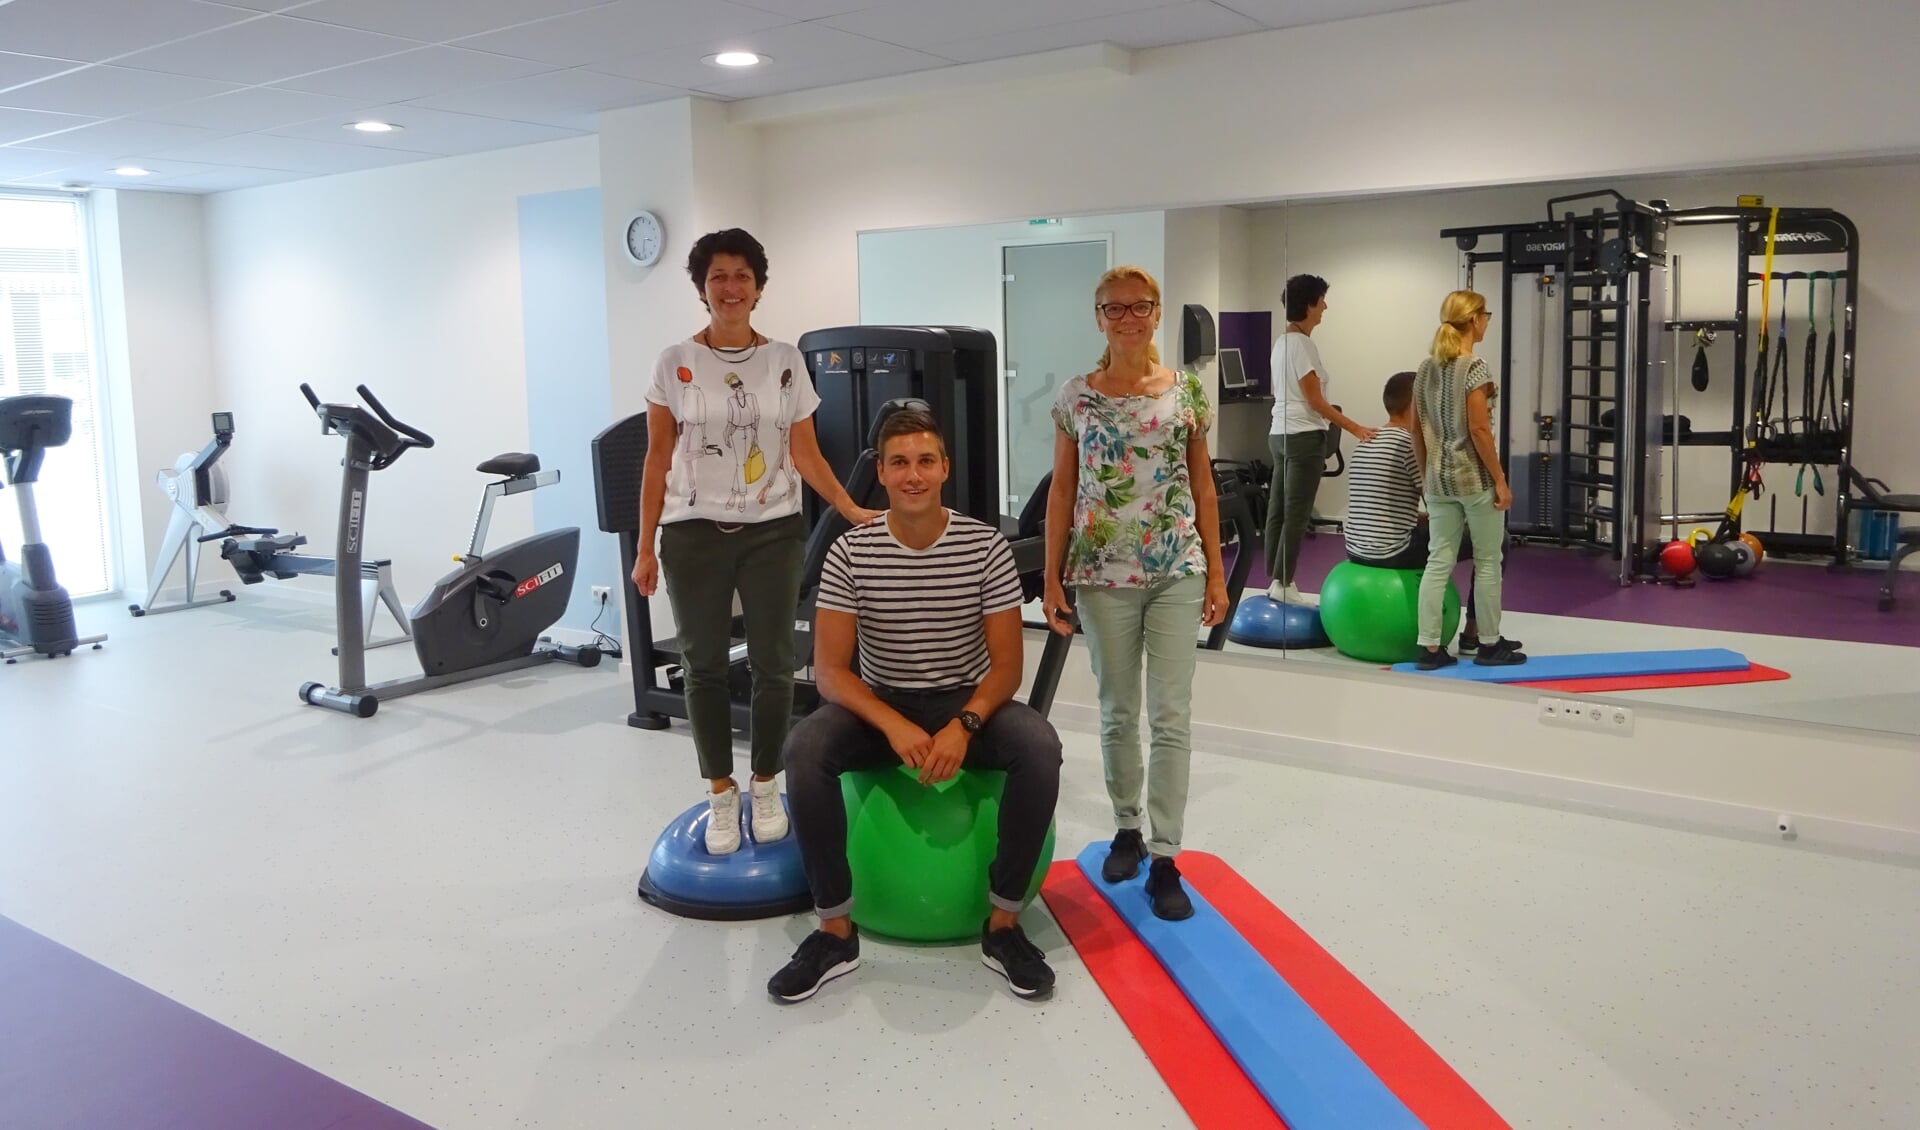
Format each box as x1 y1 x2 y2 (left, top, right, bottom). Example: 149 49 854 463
356 384 436 449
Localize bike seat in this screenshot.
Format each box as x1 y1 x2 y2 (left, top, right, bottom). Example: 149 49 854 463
477 452 540 477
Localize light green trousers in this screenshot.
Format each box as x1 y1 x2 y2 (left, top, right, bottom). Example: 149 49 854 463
1074 573 1205 856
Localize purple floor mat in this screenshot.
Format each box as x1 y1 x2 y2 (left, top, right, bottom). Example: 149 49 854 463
1235 533 1920 649
0 914 435 1130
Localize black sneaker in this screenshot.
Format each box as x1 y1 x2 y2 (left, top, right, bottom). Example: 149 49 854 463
767 928 860 1003
1415 647 1458 670
1144 856 1195 921
1474 638 1527 666
1461 633 1519 654
980 920 1055 999
1101 828 1147 883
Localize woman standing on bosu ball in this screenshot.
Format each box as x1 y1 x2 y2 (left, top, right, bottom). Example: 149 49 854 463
633 228 880 855
1043 265 1230 920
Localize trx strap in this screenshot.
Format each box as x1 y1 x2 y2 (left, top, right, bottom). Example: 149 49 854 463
1749 208 1781 437
1764 275 1791 437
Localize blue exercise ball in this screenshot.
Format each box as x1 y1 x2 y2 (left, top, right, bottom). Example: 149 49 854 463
1227 595 1330 649
638 794 813 920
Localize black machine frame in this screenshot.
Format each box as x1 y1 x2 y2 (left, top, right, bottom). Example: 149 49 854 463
1440 192 1862 575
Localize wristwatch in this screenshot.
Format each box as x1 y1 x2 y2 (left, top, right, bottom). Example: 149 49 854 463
957 710 984 734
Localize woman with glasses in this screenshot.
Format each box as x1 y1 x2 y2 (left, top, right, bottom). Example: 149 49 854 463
634 228 882 856
1411 290 1525 669
1265 273 1376 605
1042 265 1229 921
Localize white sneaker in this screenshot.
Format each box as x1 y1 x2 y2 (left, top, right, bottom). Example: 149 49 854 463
748 777 790 843
1265 580 1288 602
1289 585 1320 607
705 786 742 856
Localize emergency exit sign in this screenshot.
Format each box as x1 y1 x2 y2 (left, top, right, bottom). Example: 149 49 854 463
1028 218 1062 226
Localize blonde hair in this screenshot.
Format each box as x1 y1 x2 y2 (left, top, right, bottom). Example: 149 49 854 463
1094 265 1163 371
1430 290 1487 366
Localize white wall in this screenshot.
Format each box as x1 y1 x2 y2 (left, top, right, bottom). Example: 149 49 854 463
201 136 600 602
747 0 1920 347
1252 161 1920 537
91 190 218 595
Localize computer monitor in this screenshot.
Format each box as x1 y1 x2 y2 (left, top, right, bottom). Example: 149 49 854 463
1217 346 1248 391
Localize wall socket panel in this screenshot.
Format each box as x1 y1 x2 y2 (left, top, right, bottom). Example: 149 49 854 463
590 585 611 604
1537 696 1634 737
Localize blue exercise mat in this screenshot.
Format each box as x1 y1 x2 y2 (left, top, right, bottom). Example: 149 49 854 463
1073 843 1422 1130
1390 647 1750 683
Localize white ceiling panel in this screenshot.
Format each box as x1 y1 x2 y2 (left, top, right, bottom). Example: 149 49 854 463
139 165 305 191
822 0 1174 51
1211 0 1462 27
0 65 238 118
114 13 420 85
0 51 84 91
929 0 1262 64
729 0 885 17
0 106 101 146
152 131 438 172
273 45 556 104
130 85 362 132
19 118 232 157
267 105 587 155
0 0 255 63
0 146 77 178
201 0 322 9
592 22 945 96
409 67 680 129
291 0 619 44
456 0 795 68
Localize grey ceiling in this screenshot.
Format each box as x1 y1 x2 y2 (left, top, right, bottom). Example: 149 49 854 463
0 0 1458 193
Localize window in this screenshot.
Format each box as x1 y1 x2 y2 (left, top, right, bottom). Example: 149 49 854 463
0 194 112 597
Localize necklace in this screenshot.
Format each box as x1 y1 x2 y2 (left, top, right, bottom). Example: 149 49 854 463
701 330 759 364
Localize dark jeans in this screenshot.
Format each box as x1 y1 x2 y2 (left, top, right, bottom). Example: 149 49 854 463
784 686 1063 918
1264 429 1327 585
658 514 807 779
1350 524 1481 632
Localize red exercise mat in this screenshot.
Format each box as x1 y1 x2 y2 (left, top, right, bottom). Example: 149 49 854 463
1512 662 1789 693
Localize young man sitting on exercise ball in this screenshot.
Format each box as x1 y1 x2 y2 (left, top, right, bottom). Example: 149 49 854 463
768 406 1064 1003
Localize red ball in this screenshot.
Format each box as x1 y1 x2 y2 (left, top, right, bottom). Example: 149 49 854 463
1659 539 1697 578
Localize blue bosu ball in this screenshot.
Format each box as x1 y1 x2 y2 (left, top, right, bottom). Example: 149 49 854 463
1226 595 1331 649
637 795 813 920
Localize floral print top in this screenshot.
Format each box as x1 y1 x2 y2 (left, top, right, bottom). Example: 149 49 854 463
1052 369 1213 589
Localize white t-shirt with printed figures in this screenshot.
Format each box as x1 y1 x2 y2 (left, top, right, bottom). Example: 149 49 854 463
646 339 822 525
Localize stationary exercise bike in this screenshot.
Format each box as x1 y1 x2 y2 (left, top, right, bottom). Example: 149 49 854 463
0 394 106 662
130 411 411 648
295 383 600 717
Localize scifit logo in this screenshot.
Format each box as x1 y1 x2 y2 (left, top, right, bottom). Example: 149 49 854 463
346 490 363 553
515 562 565 599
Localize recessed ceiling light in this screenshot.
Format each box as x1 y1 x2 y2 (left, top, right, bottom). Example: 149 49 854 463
708 51 765 68
112 166 151 177
347 120 400 133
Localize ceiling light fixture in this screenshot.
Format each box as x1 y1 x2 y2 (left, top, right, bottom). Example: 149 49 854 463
112 166 152 177
709 51 765 68
347 120 400 133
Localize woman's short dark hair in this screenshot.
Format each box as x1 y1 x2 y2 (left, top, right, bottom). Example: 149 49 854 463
686 228 769 292
1283 274 1330 322
876 407 946 459
1383 371 1416 415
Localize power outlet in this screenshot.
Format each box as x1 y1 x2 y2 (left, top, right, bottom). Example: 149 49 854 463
1535 696 1633 737
590 585 612 605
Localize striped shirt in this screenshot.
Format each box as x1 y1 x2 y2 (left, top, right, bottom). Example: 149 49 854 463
1345 426 1422 559
816 511 1024 690
1414 355 1497 496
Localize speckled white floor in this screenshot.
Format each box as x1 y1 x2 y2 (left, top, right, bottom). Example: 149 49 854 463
2 593 1917 1130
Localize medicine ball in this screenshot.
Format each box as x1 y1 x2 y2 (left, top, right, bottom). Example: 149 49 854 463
1739 531 1765 565
1727 539 1758 577
1658 539 1696 579
1696 541 1740 579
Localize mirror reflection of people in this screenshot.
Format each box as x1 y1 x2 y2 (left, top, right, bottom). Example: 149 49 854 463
1264 274 1376 606
1042 265 1229 922
634 228 883 856
1412 291 1525 669
769 408 1063 1003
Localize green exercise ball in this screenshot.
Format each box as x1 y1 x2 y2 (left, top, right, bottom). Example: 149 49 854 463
1317 559 1462 664
841 765 1054 943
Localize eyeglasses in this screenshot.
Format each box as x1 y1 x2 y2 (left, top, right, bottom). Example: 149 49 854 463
1097 300 1159 319
1478 309 1494 320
